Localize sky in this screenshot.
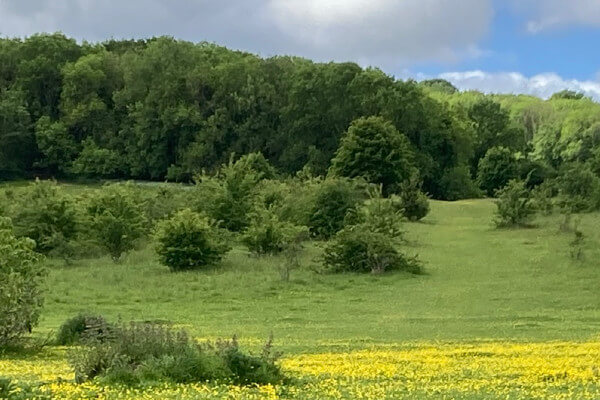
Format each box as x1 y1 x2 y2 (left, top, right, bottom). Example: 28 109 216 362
1 0 600 100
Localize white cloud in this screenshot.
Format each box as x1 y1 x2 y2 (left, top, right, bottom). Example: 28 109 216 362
510 0 600 33
267 0 493 64
0 0 493 67
437 70 600 100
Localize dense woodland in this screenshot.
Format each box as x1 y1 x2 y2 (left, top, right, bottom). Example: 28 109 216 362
1 33 600 200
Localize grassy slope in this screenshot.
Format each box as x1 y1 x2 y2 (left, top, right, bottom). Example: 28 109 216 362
36 199 600 353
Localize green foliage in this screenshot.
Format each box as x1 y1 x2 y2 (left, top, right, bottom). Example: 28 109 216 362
345 194 405 239
477 146 519 196
468 98 522 171
154 209 230 271
439 166 482 201
1 33 600 206
308 178 365 239
329 116 415 196
0 218 45 347
11 180 78 255
69 323 284 386
0 89 33 178
56 314 112 346
0 377 51 400
34 117 77 174
71 138 124 178
395 174 430 221
195 156 264 232
321 228 421 275
531 181 555 215
494 180 536 228
85 183 147 262
0 377 15 399
322 188 420 274
254 178 319 228
241 206 308 255
420 79 458 94
234 152 278 180
550 90 586 101
556 164 600 213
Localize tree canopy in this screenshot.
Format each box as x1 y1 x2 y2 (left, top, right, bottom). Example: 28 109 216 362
2 33 600 200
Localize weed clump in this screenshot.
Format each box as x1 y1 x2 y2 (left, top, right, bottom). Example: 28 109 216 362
69 323 284 386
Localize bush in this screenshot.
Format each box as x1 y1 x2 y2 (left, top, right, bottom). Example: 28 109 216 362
11 180 78 255
556 164 600 212
255 177 321 228
395 174 430 221
71 138 124 178
477 146 519 196
155 209 230 271
531 181 555 215
219 336 283 386
321 227 421 275
329 116 415 196
195 157 263 232
234 152 278 181
241 206 308 255
518 158 553 189
439 166 482 201
345 195 405 239
494 180 536 228
308 178 364 239
56 314 112 346
0 218 46 348
85 183 148 262
0 377 50 400
69 323 284 386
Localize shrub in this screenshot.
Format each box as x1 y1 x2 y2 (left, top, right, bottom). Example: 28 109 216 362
195 157 263 232
56 314 112 346
0 377 15 399
345 195 405 239
255 177 321 228
518 158 553 189
0 218 46 348
531 181 555 215
477 146 519 197
241 206 308 255
321 227 421 275
11 180 78 255
155 209 230 271
85 183 147 262
218 336 283 385
71 138 124 178
329 116 415 196
494 180 536 228
395 174 430 221
556 164 600 212
69 323 284 386
439 165 482 201
308 178 364 239
234 152 278 181
0 377 50 400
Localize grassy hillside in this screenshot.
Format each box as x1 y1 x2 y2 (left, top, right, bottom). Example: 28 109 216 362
3 191 600 399
36 198 600 351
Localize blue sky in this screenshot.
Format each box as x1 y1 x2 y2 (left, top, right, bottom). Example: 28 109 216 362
1 0 599 99
414 2 600 82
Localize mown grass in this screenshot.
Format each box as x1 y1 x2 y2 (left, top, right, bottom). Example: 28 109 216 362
32 197 600 352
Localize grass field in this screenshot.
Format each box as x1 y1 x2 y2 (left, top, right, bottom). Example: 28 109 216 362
2 193 600 399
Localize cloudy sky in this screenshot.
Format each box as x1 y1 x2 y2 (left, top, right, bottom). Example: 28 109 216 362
1 0 599 99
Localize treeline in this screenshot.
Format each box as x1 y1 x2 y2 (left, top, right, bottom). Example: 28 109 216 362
1 33 600 199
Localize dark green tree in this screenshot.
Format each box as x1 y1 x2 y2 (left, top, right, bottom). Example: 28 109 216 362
329 116 414 195
0 89 32 178
477 146 519 197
